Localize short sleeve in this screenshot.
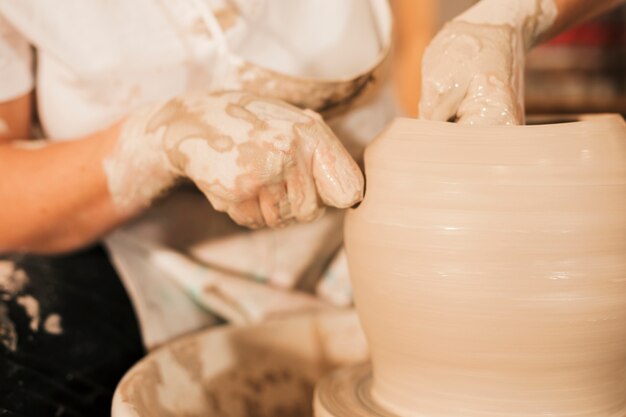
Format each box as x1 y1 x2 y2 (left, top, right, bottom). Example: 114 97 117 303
0 14 33 101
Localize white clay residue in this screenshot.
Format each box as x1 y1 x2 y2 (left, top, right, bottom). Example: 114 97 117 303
419 0 559 125
17 295 40 332
0 262 62 344
0 303 17 351
0 261 28 294
43 314 63 335
0 261 30 351
106 91 363 227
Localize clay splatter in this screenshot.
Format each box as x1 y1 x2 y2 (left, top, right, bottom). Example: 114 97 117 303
0 261 28 351
17 295 40 332
43 314 63 335
0 261 63 351
0 261 28 294
0 303 16 351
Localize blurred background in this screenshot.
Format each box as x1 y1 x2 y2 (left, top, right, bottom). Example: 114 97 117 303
392 0 626 117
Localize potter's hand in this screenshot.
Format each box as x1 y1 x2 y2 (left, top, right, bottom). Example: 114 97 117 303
104 91 364 228
419 0 558 126
419 22 525 125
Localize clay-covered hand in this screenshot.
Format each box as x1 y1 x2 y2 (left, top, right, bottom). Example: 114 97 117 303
419 0 558 125
104 91 364 228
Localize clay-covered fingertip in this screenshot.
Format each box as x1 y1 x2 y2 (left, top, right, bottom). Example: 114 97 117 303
327 171 365 209
323 186 364 209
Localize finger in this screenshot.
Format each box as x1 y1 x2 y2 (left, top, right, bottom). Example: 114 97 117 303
418 29 474 122
285 162 324 223
302 122 364 208
419 57 470 122
259 183 292 228
227 198 265 229
419 79 466 122
418 51 462 121
456 74 522 126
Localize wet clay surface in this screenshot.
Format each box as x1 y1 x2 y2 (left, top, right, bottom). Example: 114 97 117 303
345 115 626 417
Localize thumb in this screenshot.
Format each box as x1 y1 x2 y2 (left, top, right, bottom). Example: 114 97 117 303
301 122 364 208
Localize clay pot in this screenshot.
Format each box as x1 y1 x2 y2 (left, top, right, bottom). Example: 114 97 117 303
345 115 626 417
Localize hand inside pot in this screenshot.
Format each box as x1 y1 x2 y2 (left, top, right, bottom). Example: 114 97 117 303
419 0 624 126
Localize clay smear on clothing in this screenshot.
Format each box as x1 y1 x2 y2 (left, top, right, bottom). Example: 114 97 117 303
0 261 28 295
0 261 64 351
0 303 16 351
17 295 40 332
44 314 63 335
420 22 524 125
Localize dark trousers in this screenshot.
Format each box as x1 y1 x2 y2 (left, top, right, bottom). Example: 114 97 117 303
0 246 144 417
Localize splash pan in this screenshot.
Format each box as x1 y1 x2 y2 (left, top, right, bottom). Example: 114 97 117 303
112 310 368 417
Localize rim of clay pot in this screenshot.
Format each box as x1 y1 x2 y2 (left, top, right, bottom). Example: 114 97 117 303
368 114 625 149
389 113 623 130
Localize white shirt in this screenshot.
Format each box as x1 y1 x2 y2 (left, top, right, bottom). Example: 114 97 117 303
0 0 385 140
0 0 397 347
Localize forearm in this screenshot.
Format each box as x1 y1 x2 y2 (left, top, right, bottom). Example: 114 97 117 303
456 0 625 49
546 0 625 40
0 122 139 254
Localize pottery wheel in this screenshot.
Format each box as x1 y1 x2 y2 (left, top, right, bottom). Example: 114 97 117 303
314 363 400 417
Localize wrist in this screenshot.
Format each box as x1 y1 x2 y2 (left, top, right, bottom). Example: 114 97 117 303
103 103 179 211
454 0 558 49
